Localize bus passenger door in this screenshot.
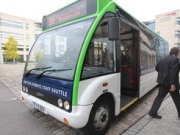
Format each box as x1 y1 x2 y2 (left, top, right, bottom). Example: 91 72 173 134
118 17 140 111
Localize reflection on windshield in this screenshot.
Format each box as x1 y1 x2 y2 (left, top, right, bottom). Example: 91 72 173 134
26 18 94 80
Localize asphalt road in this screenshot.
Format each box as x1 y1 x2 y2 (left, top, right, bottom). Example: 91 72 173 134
0 81 52 135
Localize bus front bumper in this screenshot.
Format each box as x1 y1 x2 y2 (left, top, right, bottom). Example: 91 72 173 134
21 92 93 128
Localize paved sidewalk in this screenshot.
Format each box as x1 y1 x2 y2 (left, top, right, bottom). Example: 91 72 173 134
123 96 180 135
0 63 180 135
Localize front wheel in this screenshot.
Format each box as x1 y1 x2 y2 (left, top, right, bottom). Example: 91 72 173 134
85 97 114 135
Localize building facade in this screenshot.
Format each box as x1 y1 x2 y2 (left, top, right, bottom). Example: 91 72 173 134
0 12 41 63
155 10 180 50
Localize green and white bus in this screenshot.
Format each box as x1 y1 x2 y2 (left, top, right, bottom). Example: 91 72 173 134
21 0 168 134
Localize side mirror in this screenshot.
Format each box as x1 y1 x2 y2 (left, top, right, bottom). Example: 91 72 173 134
108 17 120 40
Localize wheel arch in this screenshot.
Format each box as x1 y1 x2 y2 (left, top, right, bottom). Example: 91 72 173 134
93 92 115 116
83 92 115 135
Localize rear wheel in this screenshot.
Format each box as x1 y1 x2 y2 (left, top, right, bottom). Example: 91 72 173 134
85 97 113 135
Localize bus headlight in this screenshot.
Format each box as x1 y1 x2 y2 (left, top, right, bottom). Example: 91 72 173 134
23 86 28 93
26 87 28 93
57 99 63 107
64 101 70 110
22 86 26 92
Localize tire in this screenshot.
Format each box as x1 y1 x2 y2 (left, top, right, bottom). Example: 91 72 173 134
85 97 113 135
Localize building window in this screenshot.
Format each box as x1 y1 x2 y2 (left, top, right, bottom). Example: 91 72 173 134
18 45 24 47
175 30 180 38
35 34 40 40
0 31 23 40
176 20 180 25
2 47 5 50
19 55 24 62
174 43 180 46
18 48 24 51
25 23 29 30
35 24 41 31
0 20 23 29
176 17 180 25
175 34 180 38
160 16 170 22
25 34 29 41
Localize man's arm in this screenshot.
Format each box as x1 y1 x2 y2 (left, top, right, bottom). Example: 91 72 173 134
155 62 159 72
169 58 179 92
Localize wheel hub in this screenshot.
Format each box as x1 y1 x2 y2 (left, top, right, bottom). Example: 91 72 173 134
94 106 109 130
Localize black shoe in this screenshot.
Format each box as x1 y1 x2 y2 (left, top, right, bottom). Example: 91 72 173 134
149 114 162 119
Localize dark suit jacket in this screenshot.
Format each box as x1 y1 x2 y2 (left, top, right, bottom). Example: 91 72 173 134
155 55 179 87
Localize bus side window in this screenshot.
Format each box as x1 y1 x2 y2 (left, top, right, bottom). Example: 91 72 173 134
82 40 116 79
84 42 111 67
81 13 117 79
103 48 114 69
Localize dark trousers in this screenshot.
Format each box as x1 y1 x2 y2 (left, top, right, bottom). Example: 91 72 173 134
149 84 180 116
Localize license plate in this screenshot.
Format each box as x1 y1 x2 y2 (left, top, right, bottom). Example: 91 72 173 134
33 102 45 112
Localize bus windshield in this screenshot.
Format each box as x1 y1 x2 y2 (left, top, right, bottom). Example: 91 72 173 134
25 18 95 80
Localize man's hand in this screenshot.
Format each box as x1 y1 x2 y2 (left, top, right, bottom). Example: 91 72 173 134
170 85 176 92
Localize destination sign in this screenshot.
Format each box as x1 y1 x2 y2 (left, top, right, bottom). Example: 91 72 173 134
42 0 97 30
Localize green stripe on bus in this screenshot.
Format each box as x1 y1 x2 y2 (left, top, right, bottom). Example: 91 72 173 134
72 1 115 105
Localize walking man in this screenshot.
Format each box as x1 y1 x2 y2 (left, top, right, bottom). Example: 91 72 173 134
149 47 180 119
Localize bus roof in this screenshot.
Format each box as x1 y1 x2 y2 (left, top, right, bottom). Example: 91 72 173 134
115 2 168 42
41 0 168 44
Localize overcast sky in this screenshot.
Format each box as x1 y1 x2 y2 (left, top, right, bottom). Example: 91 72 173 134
0 0 180 22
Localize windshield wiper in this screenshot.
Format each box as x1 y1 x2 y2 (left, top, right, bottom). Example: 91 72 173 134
36 68 73 79
24 66 52 77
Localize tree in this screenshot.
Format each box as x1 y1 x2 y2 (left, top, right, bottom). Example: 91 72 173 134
4 36 20 64
34 51 45 62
